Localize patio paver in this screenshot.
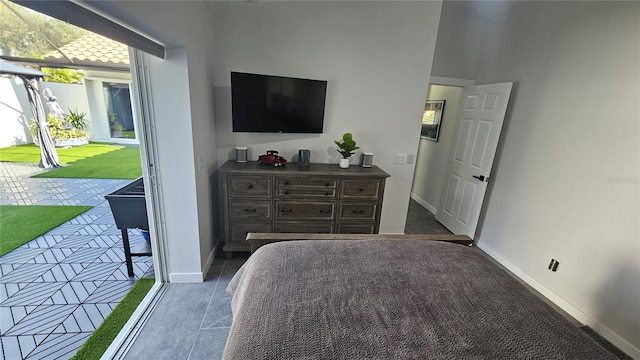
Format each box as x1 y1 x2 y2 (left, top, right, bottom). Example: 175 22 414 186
0 162 154 360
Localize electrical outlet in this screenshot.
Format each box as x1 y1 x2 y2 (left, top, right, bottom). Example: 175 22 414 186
395 153 407 164
548 259 560 272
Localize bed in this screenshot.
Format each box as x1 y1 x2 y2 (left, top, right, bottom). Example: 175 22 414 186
223 235 618 359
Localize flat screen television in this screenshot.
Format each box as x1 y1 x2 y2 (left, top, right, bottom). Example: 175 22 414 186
231 72 327 133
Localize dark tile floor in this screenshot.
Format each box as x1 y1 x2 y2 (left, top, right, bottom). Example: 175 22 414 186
122 255 248 359
404 199 452 235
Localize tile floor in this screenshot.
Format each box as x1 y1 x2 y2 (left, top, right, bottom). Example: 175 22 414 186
122 256 247 360
0 162 154 360
404 199 452 235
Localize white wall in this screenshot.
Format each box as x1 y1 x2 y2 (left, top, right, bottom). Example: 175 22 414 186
0 79 90 148
210 1 443 234
436 1 639 355
411 85 463 213
0 78 32 148
99 1 219 281
431 2 487 80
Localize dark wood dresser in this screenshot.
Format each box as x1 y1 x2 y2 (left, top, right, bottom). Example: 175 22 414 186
218 160 390 257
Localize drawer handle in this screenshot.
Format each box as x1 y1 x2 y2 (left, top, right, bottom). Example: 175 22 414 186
284 191 289 195
325 183 331 187
359 188 365 192
244 208 257 212
352 210 365 214
248 185 254 189
281 209 293 213
284 181 289 185
324 192 329 196
319 210 331 214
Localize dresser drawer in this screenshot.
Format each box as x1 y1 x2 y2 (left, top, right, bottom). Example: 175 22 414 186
228 176 272 197
337 224 376 234
229 200 272 220
277 188 336 198
277 178 337 188
229 222 272 244
341 180 382 200
339 203 378 221
274 223 334 234
276 202 335 220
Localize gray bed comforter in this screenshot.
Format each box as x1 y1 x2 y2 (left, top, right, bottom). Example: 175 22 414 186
224 239 617 359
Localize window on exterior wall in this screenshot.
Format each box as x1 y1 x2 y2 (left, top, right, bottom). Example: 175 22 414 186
103 82 135 139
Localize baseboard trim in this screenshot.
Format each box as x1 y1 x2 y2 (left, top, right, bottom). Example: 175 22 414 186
477 241 640 359
410 193 437 214
168 272 204 283
200 241 218 277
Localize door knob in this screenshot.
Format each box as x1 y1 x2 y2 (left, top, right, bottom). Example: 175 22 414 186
472 175 486 182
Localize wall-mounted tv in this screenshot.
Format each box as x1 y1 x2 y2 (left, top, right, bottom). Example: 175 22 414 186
231 72 327 134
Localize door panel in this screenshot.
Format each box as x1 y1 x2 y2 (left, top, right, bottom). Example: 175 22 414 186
436 82 513 237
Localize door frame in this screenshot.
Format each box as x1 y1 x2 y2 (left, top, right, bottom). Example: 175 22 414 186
101 48 171 360
410 77 514 239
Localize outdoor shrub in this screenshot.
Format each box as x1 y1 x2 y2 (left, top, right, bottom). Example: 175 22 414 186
66 108 88 130
29 113 91 142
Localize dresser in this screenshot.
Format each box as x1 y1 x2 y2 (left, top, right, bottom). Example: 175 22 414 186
218 160 390 257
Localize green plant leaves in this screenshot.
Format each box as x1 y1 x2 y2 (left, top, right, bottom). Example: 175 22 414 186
334 132 360 158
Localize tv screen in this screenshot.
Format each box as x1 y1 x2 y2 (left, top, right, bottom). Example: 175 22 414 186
231 72 327 133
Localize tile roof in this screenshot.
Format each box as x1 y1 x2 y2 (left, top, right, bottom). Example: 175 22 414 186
44 33 129 69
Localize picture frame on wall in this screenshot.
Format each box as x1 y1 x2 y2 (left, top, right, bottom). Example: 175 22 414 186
420 100 445 141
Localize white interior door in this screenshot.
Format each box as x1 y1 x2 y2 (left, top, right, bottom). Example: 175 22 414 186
436 82 513 237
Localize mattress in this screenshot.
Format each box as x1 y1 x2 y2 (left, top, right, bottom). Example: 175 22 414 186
224 239 617 359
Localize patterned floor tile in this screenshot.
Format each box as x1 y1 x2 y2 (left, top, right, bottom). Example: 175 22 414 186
0 283 66 307
0 306 28 334
0 335 24 360
0 264 55 284
2 304 77 336
50 235 96 249
109 262 153 280
85 281 136 303
23 235 66 249
24 332 91 360
95 249 125 263
30 249 76 264
51 303 114 334
73 224 115 236
0 249 46 264
71 262 120 282
84 235 119 248
1 163 150 359
31 263 84 283
44 224 86 236
59 248 107 264
48 282 102 305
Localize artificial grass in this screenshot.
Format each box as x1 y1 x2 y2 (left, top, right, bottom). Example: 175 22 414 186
33 147 142 179
72 277 155 360
0 143 142 179
0 143 121 164
0 205 92 257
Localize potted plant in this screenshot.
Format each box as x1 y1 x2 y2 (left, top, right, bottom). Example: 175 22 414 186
334 132 360 169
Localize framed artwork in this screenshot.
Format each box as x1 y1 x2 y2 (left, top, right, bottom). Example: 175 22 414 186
420 100 445 141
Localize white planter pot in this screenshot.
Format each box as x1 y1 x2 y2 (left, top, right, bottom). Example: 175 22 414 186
339 158 350 169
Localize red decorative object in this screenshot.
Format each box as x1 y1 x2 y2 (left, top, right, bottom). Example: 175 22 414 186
258 150 287 167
